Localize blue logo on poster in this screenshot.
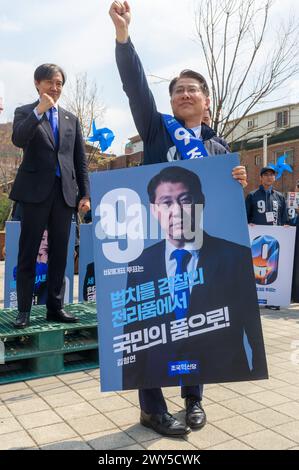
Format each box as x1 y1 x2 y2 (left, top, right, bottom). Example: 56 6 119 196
168 361 199 376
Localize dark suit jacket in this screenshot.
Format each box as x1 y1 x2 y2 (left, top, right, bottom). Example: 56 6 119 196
122 233 268 389
10 101 89 207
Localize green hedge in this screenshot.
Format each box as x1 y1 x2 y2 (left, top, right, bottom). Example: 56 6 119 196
0 193 12 230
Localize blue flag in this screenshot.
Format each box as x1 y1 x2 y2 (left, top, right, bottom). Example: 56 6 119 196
87 120 115 152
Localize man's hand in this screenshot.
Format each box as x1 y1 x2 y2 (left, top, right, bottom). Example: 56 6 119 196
78 197 91 213
109 1 131 43
232 165 247 188
36 93 55 115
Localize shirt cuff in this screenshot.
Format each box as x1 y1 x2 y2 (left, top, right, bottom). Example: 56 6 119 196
33 107 44 120
115 36 131 47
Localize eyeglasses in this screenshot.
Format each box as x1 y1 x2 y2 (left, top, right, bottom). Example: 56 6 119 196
172 86 203 96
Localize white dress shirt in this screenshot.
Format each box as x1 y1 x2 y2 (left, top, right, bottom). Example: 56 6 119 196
165 239 200 297
34 101 59 128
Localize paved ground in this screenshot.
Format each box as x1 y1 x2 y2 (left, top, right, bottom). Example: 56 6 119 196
0 260 299 450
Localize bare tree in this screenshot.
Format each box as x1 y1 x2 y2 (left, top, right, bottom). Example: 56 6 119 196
194 0 299 141
0 153 21 193
62 72 106 166
62 72 106 137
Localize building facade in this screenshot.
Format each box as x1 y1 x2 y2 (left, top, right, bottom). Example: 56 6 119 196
229 103 299 194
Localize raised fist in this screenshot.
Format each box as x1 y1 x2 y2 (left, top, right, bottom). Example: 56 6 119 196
109 1 131 42
36 93 55 114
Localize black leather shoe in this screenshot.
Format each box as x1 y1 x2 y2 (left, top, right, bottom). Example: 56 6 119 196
14 312 30 329
140 411 191 437
265 305 280 310
46 309 78 323
185 397 207 429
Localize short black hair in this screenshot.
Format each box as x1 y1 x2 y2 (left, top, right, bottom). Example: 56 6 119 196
147 166 205 205
34 63 66 85
169 70 209 97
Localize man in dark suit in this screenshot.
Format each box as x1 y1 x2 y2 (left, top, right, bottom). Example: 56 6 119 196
122 166 267 437
10 63 90 328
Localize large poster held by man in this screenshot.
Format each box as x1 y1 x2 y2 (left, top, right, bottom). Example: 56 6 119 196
91 155 268 391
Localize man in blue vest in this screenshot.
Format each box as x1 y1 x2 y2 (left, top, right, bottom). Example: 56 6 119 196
246 166 288 227
109 1 247 184
246 166 288 311
109 0 248 437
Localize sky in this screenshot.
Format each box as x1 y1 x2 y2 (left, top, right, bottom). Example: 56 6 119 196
0 0 299 155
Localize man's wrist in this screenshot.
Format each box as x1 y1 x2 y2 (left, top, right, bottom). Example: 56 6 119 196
116 28 129 44
34 107 44 120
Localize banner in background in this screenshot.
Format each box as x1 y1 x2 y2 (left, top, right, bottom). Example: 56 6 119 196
249 225 296 307
78 223 96 302
4 221 76 308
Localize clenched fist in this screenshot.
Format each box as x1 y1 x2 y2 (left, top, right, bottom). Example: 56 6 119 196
109 1 131 43
36 93 55 115
232 165 248 188
78 197 91 213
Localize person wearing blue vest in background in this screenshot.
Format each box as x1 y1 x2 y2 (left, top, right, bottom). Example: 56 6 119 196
245 166 288 311
245 166 288 228
10 63 90 329
109 1 248 437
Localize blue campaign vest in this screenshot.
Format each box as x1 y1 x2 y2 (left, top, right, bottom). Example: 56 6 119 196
162 114 208 159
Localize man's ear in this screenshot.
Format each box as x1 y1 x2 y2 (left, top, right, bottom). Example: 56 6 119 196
34 80 41 94
205 96 211 110
170 96 174 111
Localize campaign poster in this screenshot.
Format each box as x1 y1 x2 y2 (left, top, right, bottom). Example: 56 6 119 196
78 223 96 302
91 155 268 392
249 225 296 307
4 221 76 308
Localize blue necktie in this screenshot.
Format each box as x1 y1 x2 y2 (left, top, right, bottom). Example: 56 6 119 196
171 249 192 319
49 107 61 177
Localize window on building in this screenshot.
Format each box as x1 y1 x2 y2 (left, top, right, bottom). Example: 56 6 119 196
255 155 262 166
276 110 289 128
247 118 257 129
273 149 294 167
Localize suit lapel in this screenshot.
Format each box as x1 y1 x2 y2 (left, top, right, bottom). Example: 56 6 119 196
41 117 55 148
29 100 55 148
35 99 55 149
159 240 168 280
58 106 70 150
189 232 211 311
40 105 70 149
